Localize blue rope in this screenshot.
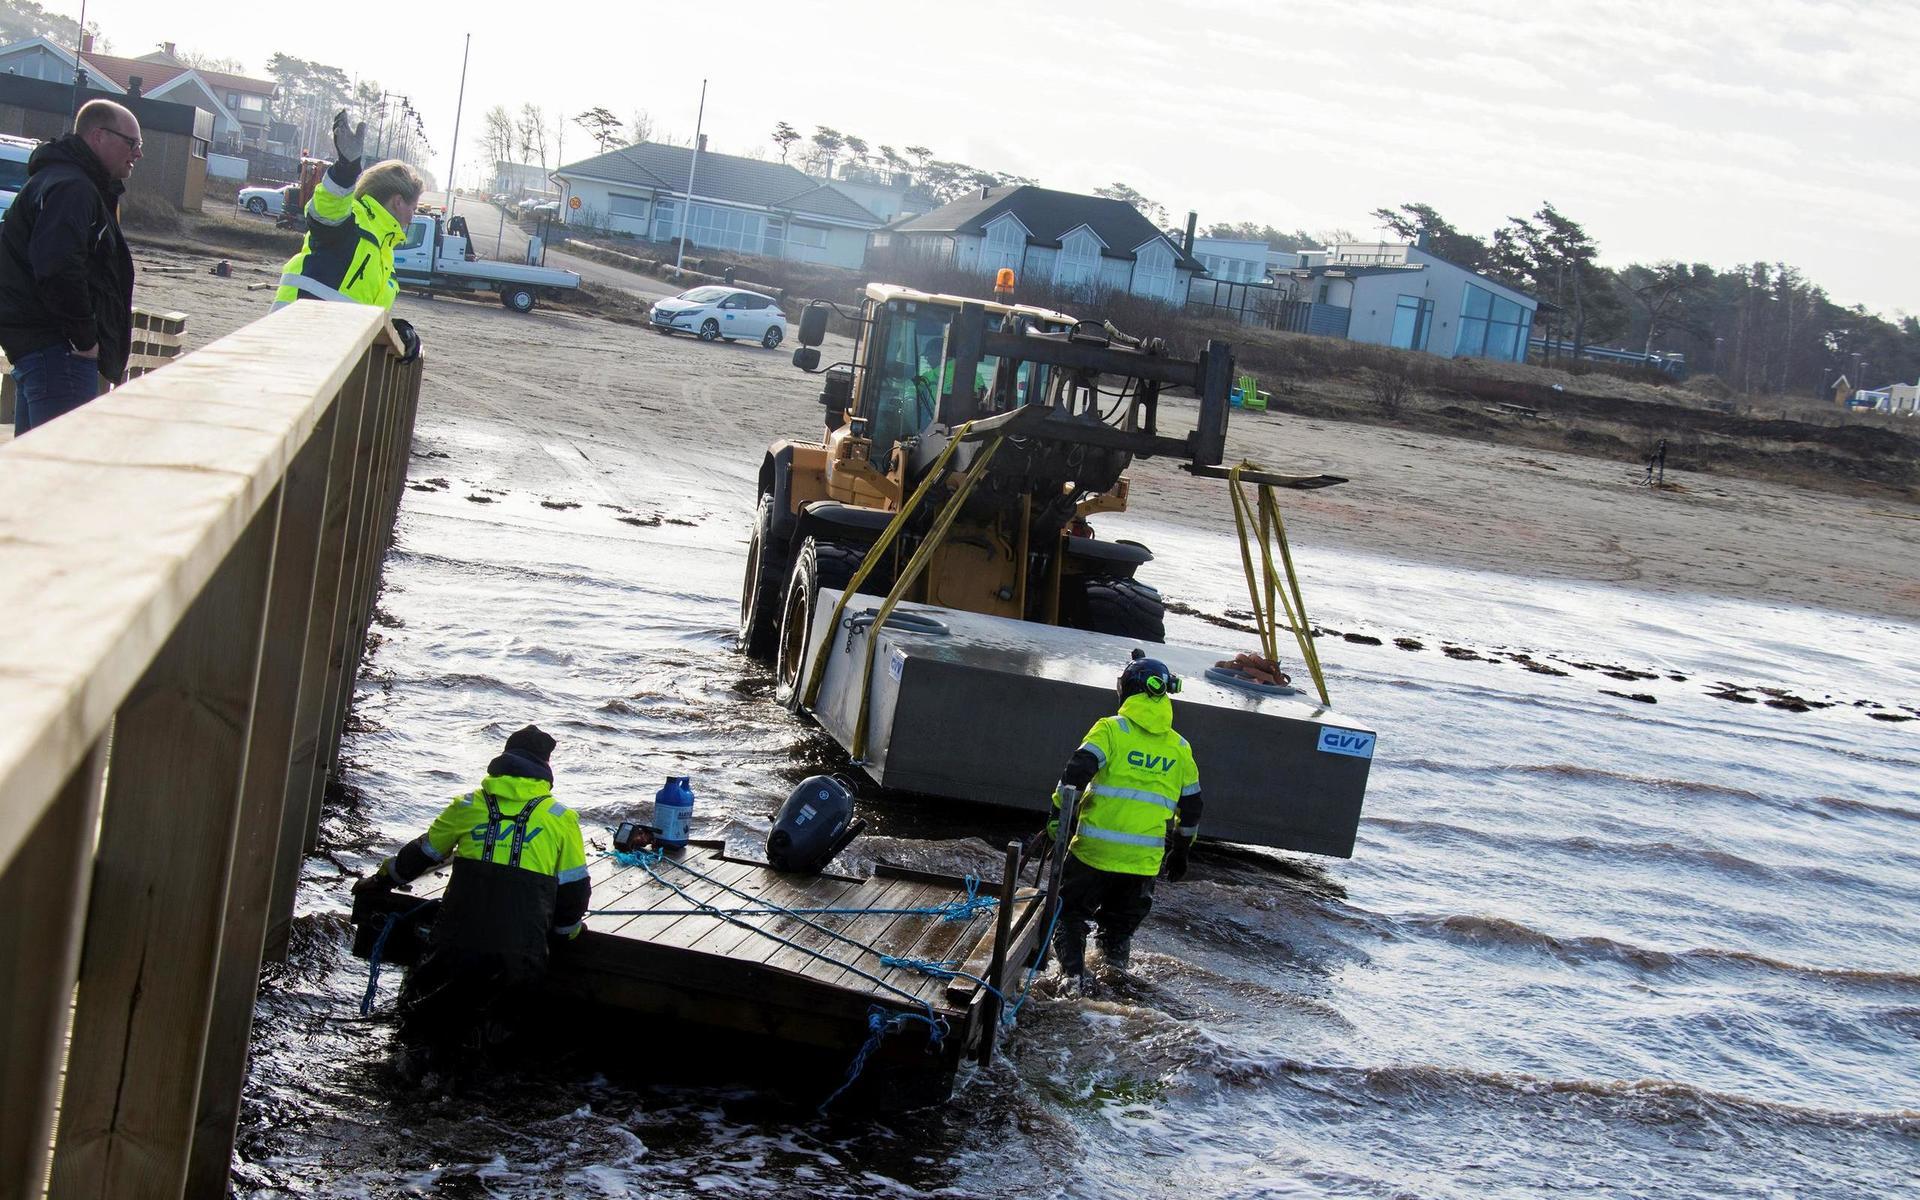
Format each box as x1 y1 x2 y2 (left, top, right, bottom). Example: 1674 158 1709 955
360 899 434 1016
609 848 949 1016
999 894 1066 1027
817 1005 947 1114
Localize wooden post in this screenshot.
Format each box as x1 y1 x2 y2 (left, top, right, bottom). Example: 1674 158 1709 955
184 400 341 1197
266 359 371 960
50 490 282 1200
975 840 1022 1064
0 739 107 1200
300 352 392 853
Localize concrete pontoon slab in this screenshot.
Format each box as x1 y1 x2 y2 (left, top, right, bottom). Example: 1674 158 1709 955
800 592 1374 857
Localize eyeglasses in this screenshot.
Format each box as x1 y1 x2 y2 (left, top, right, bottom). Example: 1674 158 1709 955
99 127 143 152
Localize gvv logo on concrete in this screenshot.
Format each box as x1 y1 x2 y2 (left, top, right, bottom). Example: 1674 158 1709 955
1316 727 1376 759
1125 750 1177 771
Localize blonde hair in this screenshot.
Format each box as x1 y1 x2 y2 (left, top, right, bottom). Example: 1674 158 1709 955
356 159 424 207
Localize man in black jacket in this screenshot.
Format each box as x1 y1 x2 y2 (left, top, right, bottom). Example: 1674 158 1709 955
0 99 139 436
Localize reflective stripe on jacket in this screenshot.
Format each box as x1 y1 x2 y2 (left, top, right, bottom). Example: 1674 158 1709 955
1053 693 1201 876
421 774 588 882
273 171 403 310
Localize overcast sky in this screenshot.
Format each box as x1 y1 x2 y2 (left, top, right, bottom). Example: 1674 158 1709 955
95 0 1915 316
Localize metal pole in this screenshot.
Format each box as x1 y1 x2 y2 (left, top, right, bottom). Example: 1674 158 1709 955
68 0 88 119
444 33 470 215
674 78 706 274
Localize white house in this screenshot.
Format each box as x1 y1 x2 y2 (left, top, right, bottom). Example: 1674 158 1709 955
1190 236 1276 285
823 172 936 224
882 185 1204 304
1853 382 1917 415
490 161 552 196
552 141 884 269
1270 241 1541 362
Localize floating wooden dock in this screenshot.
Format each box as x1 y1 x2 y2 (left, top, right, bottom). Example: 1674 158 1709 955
353 840 1051 1107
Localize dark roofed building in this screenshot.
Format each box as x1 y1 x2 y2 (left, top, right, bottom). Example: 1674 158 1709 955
552 141 883 268
883 185 1203 304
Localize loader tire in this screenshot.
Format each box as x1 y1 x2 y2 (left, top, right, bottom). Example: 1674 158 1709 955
739 495 787 662
774 537 871 713
1071 575 1166 644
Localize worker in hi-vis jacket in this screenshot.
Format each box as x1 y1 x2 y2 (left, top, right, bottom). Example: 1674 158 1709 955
354 725 588 1061
1041 649 1202 990
272 108 421 362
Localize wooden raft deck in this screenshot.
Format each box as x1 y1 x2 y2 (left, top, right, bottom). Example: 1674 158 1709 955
353 841 1050 1105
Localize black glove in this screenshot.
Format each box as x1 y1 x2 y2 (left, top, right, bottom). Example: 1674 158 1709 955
332 109 366 164
351 868 394 898
390 318 421 364
1165 838 1192 882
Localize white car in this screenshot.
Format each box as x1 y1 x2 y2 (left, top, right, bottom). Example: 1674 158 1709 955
649 286 787 348
0 133 39 220
237 185 285 216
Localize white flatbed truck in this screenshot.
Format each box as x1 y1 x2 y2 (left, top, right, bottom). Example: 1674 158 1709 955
391 212 581 313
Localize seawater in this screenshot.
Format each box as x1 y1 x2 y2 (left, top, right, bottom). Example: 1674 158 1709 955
233 471 1920 1199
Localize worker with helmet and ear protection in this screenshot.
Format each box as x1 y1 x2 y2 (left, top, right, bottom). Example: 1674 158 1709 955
1039 649 1202 990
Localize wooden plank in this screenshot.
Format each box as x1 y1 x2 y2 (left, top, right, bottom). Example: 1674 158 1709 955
187 398 342 1198
807 875 943 999
299 351 392 853
596 853 763 944
739 872 875 983
689 865 880 967
50 488 281 1200
265 361 370 960
0 738 105 1200
0 302 392 878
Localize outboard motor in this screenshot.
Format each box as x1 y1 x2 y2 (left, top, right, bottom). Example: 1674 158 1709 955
767 775 865 874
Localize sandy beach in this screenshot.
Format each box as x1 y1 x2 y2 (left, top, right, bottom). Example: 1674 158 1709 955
125 243 1920 627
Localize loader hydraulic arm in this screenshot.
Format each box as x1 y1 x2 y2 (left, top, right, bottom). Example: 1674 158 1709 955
942 302 1234 466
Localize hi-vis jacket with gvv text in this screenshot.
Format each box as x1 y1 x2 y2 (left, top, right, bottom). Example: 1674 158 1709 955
1050 692 1203 876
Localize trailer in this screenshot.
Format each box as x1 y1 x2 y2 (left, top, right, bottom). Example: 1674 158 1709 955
390 212 581 313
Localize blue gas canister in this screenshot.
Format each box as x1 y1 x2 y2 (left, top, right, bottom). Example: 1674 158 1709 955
653 776 694 848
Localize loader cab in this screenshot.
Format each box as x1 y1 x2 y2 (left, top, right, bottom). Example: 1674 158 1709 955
847 285 1073 471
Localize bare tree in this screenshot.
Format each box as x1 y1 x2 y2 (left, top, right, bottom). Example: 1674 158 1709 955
518 103 550 169
628 109 655 145
480 104 515 168
177 47 247 73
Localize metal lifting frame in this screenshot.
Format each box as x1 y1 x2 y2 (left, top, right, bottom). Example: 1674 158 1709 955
1226 462 1331 705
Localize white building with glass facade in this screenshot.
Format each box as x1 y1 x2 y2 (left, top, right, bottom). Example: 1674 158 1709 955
881 186 1204 304
1272 241 1539 362
1190 236 1283 285
551 142 883 269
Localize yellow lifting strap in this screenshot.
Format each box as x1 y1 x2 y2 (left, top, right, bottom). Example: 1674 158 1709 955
801 423 1010 762
1226 462 1330 706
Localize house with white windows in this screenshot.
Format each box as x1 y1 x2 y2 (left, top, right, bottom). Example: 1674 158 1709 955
1189 235 1289 286
879 186 1204 305
0 38 276 155
551 141 884 269
1269 241 1542 362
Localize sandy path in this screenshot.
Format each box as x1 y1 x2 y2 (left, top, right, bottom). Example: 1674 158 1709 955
116 245 1920 626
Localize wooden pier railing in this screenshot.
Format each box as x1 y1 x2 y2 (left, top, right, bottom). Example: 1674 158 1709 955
0 303 422 1200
